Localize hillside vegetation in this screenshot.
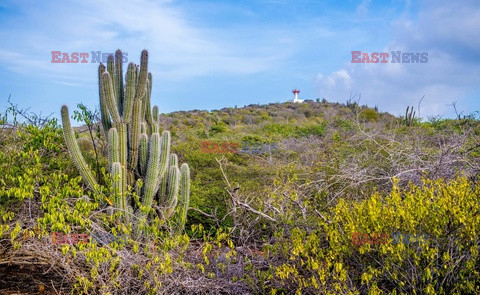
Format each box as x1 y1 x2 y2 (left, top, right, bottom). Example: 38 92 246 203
1 92 479 293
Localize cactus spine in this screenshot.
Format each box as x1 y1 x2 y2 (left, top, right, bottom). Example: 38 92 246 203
61 49 191 236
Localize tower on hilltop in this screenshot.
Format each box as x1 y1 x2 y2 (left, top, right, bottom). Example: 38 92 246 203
292 88 303 103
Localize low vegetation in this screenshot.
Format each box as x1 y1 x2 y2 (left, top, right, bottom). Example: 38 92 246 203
0 50 479 294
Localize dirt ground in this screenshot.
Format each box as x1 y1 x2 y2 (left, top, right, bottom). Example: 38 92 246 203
0 264 70 295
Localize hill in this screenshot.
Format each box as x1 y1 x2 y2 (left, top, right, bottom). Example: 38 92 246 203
1 98 479 294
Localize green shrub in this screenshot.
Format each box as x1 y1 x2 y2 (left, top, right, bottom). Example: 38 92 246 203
359 108 380 122
295 122 326 137
333 117 354 130
263 123 296 137
249 176 480 294
210 122 227 134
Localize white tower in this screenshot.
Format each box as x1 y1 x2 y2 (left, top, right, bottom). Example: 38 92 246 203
292 88 303 103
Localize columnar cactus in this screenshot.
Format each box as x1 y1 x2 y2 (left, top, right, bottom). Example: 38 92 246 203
404 106 415 126
61 49 191 235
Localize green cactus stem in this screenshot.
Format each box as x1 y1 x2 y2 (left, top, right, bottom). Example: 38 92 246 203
61 105 100 195
174 163 190 233
157 153 178 204
404 106 416 126
139 133 148 176
155 131 171 192
128 94 143 171
164 165 180 218
142 133 162 210
111 162 123 210
122 63 136 122
114 50 124 113
108 128 119 167
98 64 111 135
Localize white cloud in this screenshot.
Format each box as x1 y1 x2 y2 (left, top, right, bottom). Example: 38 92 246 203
314 0 480 118
316 70 352 90
356 0 371 17
0 0 295 84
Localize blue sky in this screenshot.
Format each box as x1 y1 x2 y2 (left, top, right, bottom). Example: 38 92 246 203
0 0 479 121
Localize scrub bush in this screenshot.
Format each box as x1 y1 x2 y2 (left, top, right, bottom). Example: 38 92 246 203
247 176 480 294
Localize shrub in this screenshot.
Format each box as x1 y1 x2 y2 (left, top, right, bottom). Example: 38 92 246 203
359 108 380 122
295 122 326 137
210 122 227 134
248 176 480 294
263 123 297 137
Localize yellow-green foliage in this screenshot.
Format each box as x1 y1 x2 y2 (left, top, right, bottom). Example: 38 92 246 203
253 176 480 294
359 108 380 122
1 98 479 293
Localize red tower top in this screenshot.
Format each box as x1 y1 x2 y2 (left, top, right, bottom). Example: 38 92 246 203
292 89 300 94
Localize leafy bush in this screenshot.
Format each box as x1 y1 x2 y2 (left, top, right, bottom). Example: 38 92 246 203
359 108 380 122
210 121 228 134
247 176 480 294
263 122 297 137
295 122 326 137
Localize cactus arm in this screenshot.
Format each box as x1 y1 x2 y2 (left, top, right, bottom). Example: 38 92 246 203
405 106 409 125
137 131 170 232
102 72 122 124
174 163 191 233
155 131 171 192
148 72 153 98
164 165 180 218
98 64 112 134
135 50 149 101
135 178 143 199
128 53 146 172
108 128 119 168
142 133 162 210
156 163 169 203
111 162 123 210
135 64 140 88
139 133 148 176
128 96 143 170
114 49 124 114
169 154 178 167
117 123 128 198
151 106 159 134
157 152 178 203
152 105 159 121
61 105 100 194
123 63 136 122
140 122 147 134
144 74 154 129
141 91 148 128
107 55 116 100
